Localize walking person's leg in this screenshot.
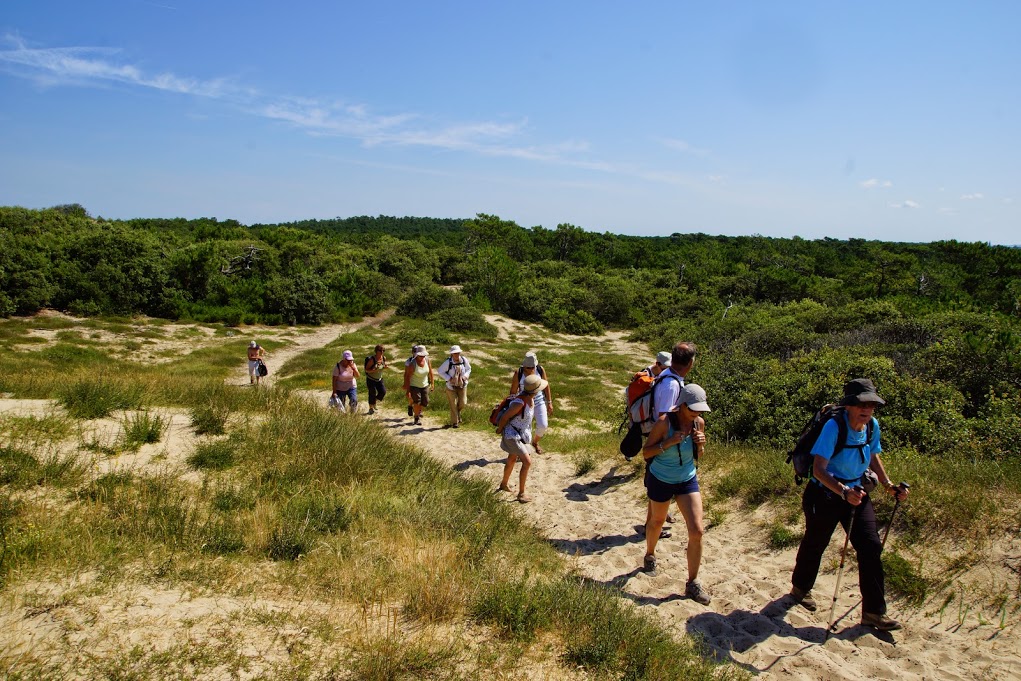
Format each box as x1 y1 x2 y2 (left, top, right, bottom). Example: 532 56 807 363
455 386 467 425
347 387 358 414
516 449 532 502
674 491 705 582
644 499 671 572
848 496 894 626
792 484 842 609
446 388 458 426
532 399 548 454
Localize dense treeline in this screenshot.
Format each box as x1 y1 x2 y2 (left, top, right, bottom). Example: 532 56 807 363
2 204 1020 458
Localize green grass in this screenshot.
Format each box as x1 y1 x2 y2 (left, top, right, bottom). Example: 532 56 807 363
883 551 932 605
121 411 170 450
58 378 146 419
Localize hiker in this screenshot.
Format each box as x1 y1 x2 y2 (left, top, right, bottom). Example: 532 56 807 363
496 373 548 503
403 345 420 416
642 343 698 538
331 350 361 413
364 345 388 415
437 344 472 428
641 383 711 605
509 352 553 454
247 341 266 385
789 378 910 631
403 345 433 426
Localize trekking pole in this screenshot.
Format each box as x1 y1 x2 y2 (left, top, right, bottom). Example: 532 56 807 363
826 487 862 637
881 482 910 550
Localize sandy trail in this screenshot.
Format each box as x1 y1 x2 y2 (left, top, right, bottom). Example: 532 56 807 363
364 347 1020 680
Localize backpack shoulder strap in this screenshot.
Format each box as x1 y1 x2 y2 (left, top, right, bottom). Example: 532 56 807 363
832 410 847 458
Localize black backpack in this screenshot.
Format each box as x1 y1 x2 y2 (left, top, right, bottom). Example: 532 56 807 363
787 404 874 484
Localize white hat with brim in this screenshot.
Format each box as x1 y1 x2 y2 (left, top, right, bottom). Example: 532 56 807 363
416 348 429 357
522 374 548 394
448 345 462 355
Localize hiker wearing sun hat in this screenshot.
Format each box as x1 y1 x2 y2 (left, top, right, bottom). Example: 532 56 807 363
331 350 361 413
438 344 472 428
247 340 266 385
790 377 910 632
509 352 553 454
403 345 434 426
641 383 712 605
496 372 548 503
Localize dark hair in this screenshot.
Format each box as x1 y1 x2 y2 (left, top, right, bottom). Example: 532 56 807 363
374 344 384 353
672 342 697 368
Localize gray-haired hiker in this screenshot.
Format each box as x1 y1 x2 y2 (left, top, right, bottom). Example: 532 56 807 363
641 383 711 605
497 373 547 503
790 378 910 631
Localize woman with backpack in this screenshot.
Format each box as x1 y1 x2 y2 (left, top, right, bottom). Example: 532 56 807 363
508 352 553 454
403 346 433 426
496 373 547 503
789 378 909 632
641 383 711 606
331 350 361 413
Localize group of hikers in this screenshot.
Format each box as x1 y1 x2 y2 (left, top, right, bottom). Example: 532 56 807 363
248 338 911 633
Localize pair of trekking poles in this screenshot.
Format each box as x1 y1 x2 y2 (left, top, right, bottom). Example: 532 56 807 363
825 481 910 636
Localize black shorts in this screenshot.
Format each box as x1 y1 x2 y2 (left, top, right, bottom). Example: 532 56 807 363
644 468 700 503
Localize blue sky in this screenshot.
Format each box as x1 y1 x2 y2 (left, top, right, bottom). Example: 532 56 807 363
1 2 1018 244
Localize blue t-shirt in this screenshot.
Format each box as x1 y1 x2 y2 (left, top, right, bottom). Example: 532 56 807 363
648 426 697 484
811 412 881 482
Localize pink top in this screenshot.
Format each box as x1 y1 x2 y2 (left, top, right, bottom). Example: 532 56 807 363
333 362 356 391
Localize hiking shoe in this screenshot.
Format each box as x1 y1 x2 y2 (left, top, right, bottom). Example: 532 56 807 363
685 580 711 605
659 528 672 539
665 513 676 524
413 416 421 425
643 554 657 575
408 405 413 417
789 586 817 612
861 612 902 631
452 423 459 428
367 408 375 415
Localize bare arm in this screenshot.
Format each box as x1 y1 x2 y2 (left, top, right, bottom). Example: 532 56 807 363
496 401 525 432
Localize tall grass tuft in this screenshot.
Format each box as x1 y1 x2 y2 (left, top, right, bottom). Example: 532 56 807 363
188 439 239 471
59 378 145 419
0 444 84 489
190 401 230 435
121 411 170 450
883 551 931 605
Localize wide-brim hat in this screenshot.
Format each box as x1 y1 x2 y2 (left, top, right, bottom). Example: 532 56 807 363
839 378 886 406
448 345 462 355
679 383 711 412
522 373 548 394
415 347 429 357
522 353 537 368
656 351 671 365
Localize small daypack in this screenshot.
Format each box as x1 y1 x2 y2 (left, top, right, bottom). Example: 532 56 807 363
490 394 522 430
786 404 874 484
257 360 268 377
444 357 467 388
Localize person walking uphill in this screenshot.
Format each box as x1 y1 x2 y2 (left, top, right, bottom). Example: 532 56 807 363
364 345 388 415
509 352 553 454
331 350 360 413
403 346 433 426
496 373 547 503
790 378 910 631
247 341 266 385
437 345 471 428
641 383 711 605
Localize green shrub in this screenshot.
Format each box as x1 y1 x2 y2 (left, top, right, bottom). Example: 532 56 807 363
883 551 930 605
469 577 550 641
426 306 498 339
190 402 230 436
200 518 246 555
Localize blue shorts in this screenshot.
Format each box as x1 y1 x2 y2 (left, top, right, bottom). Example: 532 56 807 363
645 468 699 503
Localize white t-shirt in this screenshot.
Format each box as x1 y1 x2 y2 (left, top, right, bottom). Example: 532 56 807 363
651 368 686 420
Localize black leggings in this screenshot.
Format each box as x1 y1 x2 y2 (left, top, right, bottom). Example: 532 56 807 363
792 482 887 615
367 377 386 405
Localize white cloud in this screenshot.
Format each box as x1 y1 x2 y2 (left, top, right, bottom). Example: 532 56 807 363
889 200 919 209
1004 198 1015 205
659 137 710 156
960 193 984 200
708 175 724 183
860 178 892 189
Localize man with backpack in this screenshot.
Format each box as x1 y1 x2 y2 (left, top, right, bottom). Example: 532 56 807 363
437 345 472 428
789 378 910 632
639 342 698 538
247 341 266 385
